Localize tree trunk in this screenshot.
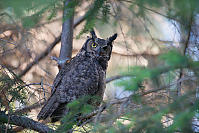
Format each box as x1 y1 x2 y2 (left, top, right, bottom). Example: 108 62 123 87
59 0 74 69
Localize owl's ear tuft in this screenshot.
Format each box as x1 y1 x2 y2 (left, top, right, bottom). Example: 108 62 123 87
90 29 97 39
108 33 117 43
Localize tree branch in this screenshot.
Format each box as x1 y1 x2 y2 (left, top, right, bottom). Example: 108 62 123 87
177 14 193 96
106 75 133 83
14 101 45 114
18 14 86 77
0 112 54 133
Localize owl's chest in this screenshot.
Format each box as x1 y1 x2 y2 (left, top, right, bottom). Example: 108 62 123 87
62 58 105 87
74 58 104 76
57 57 106 103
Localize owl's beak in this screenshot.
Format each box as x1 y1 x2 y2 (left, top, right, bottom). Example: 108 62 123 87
96 46 101 56
99 44 110 57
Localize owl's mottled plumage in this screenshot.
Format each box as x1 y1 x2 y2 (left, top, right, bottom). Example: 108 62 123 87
37 30 117 122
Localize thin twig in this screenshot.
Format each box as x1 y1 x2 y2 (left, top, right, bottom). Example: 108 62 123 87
14 100 45 114
120 0 182 24
106 75 133 83
40 78 46 101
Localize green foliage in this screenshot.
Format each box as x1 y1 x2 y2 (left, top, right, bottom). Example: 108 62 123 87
0 67 28 132
170 0 199 22
0 0 64 28
1 0 112 33
77 0 108 37
101 2 111 23
130 0 163 17
0 68 27 112
117 66 149 91
117 50 191 92
1 0 198 34
101 50 199 132
135 0 163 8
159 50 189 68
63 0 79 21
56 95 100 132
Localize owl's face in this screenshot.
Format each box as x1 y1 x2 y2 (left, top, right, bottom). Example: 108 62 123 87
82 30 117 61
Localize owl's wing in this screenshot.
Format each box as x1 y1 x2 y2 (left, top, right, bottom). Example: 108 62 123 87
51 62 71 94
37 60 75 120
37 94 59 120
37 57 101 121
56 59 100 103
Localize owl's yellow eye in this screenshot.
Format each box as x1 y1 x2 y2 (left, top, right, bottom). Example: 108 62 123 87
91 43 97 48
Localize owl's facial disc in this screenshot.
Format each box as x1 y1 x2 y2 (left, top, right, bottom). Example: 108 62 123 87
83 31 117 60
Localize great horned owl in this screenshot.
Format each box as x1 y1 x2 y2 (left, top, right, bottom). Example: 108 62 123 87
37 30 117 122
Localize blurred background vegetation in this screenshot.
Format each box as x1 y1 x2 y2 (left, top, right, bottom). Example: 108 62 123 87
0 0 199 132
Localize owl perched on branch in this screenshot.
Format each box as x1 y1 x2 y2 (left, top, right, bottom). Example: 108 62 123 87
37 30 117 122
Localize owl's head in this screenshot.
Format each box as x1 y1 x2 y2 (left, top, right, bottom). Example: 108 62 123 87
81 30 117 61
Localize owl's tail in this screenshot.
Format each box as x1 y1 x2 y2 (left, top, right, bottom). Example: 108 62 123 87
37 94 59 121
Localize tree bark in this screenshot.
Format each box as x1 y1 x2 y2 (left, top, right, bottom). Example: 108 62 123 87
0 112 54 133
59 0 74 69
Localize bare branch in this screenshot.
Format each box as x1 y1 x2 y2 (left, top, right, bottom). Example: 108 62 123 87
14 101 45 114
120 0 183 24
0 112 54 133
112 51 159 57
106 75 133 83
177 14 193 96
18 14 86 77
18 35 61 78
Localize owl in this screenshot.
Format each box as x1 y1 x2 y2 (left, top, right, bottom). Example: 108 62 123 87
37 30 117 122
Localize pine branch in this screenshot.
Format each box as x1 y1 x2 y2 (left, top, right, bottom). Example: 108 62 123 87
0 112 54 133
78 76 194 125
